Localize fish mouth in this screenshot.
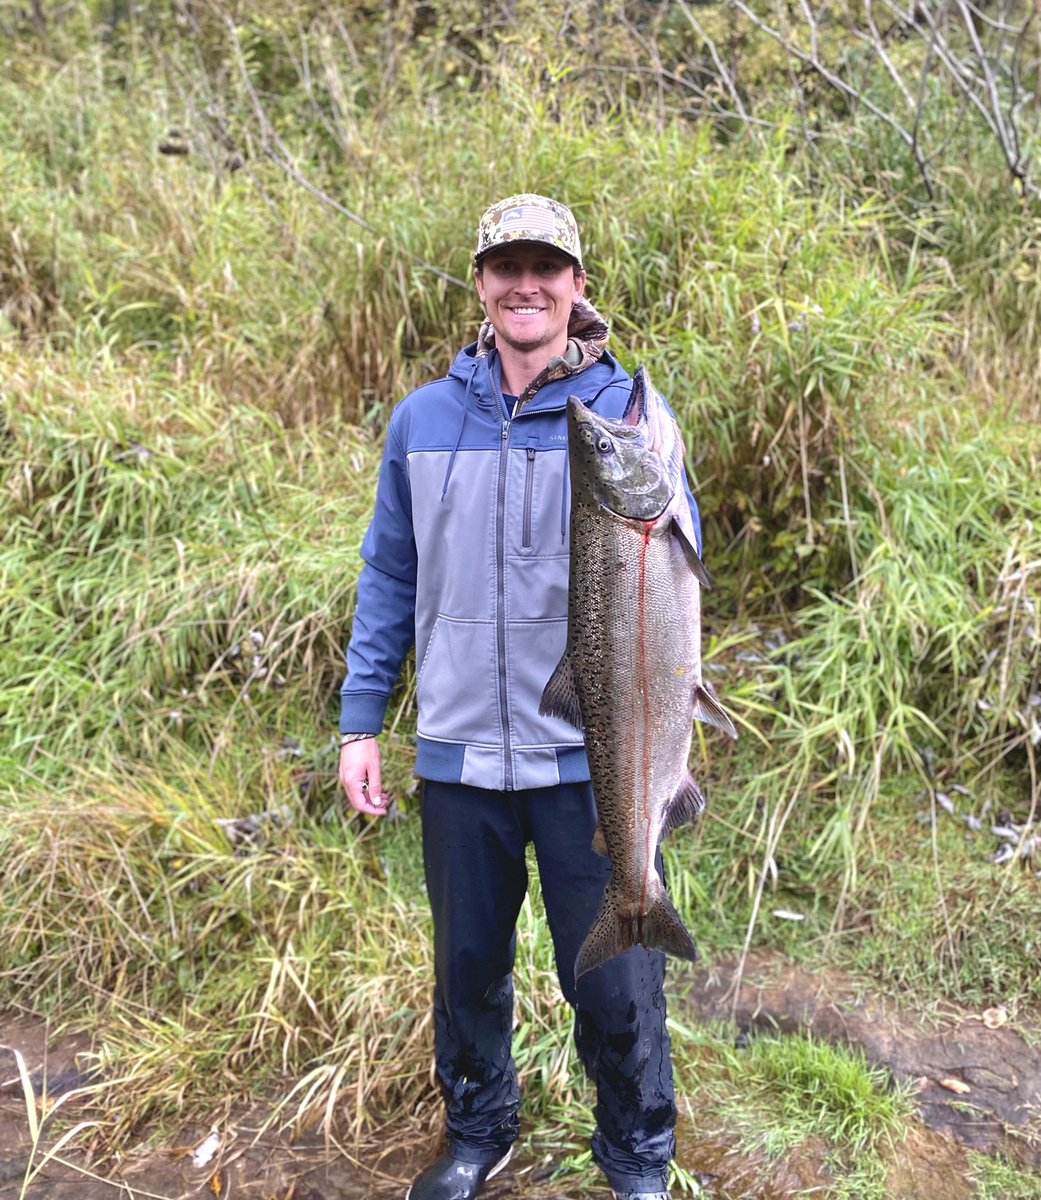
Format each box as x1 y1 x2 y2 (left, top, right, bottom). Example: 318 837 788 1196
622 366 666 454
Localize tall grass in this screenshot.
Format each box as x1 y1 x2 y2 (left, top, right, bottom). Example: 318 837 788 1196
1 6 1040 1186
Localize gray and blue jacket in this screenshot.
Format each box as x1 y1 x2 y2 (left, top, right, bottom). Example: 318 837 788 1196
340 301 702 791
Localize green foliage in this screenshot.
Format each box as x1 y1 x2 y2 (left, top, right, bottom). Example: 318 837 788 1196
731 1030 911 1155
1 5 1040 1191
970 1152 1041 1200
0 355 382 781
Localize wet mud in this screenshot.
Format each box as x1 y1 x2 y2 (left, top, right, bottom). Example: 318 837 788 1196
686 953 1041 1170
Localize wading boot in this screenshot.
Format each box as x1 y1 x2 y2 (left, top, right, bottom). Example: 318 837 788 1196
406 1147 513 1200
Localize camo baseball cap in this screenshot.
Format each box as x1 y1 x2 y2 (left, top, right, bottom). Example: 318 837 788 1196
474 194 583 269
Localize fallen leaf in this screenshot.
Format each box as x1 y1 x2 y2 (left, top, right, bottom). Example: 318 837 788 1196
937 1076 971 1095
982 1006 1009 1029
210 1170 221 1196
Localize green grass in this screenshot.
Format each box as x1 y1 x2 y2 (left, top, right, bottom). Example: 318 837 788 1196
664 1020 912 1200
2 5 1041 1195
730 1032 911 1154
970 1153 1041 1200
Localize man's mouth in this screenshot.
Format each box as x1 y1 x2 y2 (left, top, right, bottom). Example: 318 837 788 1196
509 307 543 315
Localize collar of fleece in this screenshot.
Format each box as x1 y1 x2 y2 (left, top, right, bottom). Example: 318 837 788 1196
475 297 611 413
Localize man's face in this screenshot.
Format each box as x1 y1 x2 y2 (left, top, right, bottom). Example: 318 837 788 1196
475 243 586 360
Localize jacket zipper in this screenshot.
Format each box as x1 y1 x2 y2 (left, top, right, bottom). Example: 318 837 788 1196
489 374 580 788
522 447 536 550
491 369 514 790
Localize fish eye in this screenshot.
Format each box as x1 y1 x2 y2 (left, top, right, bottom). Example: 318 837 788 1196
596 437 613 454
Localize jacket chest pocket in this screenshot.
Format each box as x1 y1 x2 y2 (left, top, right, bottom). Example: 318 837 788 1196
522 447 536 549
509 444 567 557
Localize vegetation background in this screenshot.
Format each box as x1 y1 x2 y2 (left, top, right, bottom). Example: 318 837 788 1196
1 1 1039 1196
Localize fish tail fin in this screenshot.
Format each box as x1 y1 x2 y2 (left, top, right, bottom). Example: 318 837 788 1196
575 882 698 979
639 887 699 965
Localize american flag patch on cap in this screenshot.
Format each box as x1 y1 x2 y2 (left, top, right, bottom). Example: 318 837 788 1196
501 205 557 234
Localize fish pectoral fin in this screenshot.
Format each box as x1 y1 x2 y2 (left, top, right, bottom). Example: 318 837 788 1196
693 682 739 740
662 773 706 838
539 650 584 730
591 824 609 856
575 882 698 980
669 516 713 589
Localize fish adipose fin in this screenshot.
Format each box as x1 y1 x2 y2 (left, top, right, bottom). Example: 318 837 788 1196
662 773 706 837
539 650 584 730
591 824 609 856
669 517 713 589
575 882 698 979
693 683 738 740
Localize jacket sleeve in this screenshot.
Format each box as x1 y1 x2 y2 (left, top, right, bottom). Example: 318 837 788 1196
339 417 417 734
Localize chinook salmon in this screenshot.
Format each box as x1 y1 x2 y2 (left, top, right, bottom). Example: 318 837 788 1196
540 366 737 978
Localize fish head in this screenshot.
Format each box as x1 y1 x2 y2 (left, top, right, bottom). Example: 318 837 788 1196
567 367 681 521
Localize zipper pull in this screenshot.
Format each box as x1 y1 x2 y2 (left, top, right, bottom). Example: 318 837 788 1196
526 447 535 461
502 422 510 441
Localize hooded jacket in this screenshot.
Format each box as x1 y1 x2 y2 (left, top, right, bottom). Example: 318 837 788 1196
339 300 702 791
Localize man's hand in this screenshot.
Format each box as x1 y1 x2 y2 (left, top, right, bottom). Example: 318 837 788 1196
339 737 390 816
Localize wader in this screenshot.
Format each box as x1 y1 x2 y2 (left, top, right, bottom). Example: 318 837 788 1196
421 780 676 1194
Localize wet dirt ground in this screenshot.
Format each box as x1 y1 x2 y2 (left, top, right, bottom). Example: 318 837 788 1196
2 954 1039 1199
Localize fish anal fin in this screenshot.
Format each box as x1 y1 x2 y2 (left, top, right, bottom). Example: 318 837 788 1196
591 824 609 856
575 881 698 979
539 651 584 730
669 517 713 589
662 773 706 838
693 683 738 740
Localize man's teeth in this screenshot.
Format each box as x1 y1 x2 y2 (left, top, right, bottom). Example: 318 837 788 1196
511 307 541 314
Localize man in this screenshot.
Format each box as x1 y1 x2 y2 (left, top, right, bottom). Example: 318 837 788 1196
339 195 700 1200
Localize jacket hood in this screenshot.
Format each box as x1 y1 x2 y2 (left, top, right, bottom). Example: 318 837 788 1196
448 297 615 411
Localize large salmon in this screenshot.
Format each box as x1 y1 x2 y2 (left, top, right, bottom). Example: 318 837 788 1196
540 366 737 979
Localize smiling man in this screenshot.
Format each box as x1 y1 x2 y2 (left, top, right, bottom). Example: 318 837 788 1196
338 195 698 1200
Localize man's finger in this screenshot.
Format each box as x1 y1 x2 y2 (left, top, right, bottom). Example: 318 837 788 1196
347 781 386 816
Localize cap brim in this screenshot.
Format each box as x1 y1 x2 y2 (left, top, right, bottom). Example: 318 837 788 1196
474 239 583 269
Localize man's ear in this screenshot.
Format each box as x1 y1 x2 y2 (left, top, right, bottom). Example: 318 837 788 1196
573 270 587 299
474 266 486 304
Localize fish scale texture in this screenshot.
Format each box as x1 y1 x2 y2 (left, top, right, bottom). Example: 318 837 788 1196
569 505 700 928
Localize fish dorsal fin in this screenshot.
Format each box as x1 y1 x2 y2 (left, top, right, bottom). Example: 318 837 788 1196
662 773 706 838
670 516 713 589
539 650 584 731
693 682 738 740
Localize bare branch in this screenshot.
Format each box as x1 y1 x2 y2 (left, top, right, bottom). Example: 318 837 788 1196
675 0 754 129
862 0 917 110
954 0 1018 165
731 0 942 195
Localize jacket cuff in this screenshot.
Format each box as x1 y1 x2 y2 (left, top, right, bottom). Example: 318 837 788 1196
339 691 390 736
